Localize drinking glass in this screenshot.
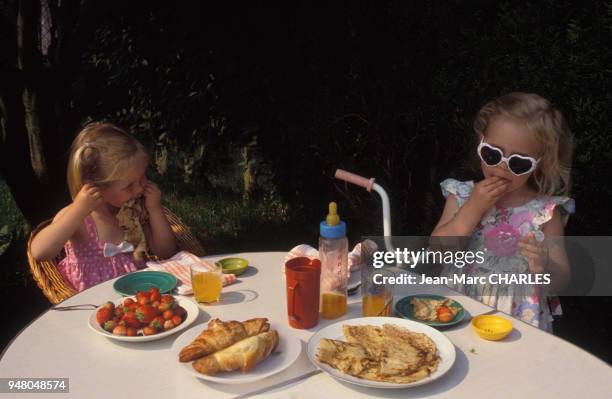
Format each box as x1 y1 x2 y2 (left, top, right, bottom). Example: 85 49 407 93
362 268 394 317
191 263 223 304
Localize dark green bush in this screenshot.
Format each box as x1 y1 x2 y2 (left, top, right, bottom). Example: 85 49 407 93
75 1 611 237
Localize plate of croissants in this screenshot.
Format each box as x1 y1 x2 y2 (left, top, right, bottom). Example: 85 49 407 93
172 317 301 384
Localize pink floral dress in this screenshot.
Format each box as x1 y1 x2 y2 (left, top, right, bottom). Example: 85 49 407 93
440 178 575 331
57 215 146 292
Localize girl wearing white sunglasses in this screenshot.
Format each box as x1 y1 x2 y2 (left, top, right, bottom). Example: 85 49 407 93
432 92 574 332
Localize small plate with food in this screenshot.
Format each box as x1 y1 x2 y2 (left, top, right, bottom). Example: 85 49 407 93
172 318 301 384
88 288 199 342
307 317 456 389
395 295 465 327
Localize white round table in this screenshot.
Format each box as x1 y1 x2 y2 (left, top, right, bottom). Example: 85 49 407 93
1 252 611 398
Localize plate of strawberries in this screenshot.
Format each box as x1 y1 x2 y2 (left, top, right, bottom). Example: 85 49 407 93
88 287 199 342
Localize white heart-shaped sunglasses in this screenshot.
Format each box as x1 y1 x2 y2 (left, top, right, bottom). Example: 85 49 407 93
477 138 540 176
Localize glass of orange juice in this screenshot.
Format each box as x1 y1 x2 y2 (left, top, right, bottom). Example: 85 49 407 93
362 268 394 317
191 263 222 304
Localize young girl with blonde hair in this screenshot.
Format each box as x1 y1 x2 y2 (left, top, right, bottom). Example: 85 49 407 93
31 123 177 291
432 92 574 331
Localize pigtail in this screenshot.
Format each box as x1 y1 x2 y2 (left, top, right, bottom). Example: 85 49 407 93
67 122 147 199
68 142 101 198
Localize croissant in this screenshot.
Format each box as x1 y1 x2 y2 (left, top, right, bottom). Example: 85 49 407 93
179 318 270 362
192 330 279 375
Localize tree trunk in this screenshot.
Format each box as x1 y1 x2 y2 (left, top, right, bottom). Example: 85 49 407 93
17 0 48 184
0 0 104 226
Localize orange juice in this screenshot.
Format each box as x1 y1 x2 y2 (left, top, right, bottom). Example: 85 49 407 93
320 292 347 319
192 272 222 303
362 294 393 317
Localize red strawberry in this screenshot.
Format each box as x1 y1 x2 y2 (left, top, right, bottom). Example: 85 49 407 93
114 306 128 318
103 320 117 332
143 326 157 336
96 308 113 325
150 287 161 302
136 291 151 305
121 311 141 328
149 316 164 331
112 325 127 336
135 305 159 324
163 320 175 331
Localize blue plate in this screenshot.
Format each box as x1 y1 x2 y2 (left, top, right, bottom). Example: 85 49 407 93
395 294 465 327
113 271 177 296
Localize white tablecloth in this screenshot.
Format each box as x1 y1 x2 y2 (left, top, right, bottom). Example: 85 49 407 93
1 252 610 398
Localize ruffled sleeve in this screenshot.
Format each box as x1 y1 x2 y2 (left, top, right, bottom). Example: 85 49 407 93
532 196 575 227
440 178 474 207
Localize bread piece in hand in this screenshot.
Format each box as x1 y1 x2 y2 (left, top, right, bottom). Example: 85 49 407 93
116 198 149 260
192 330 279 375
179 318 270 362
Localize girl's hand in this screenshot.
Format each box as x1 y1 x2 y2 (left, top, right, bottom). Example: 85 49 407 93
519 233 548 274
467 176 510 215
73 184 103 215
143 181 162 211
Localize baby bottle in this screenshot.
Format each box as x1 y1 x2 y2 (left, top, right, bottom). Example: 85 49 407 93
319 202 349 319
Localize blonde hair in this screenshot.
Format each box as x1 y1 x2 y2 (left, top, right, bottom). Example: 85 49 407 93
67 122 147 199
474 92 573 196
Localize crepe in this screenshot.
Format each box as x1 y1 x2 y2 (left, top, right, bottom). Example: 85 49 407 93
316 324 439 384
343 324 384 358
411 298 460 322
317 339 379 380
116 198 149 260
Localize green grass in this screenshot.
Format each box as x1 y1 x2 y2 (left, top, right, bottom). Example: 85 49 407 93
158 178 313 254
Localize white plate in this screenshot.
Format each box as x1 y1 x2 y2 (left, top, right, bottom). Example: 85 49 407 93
307 316 456 389
88 297 199 342
172 321 301 384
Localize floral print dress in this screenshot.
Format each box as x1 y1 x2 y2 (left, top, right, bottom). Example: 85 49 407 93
439 178 575 331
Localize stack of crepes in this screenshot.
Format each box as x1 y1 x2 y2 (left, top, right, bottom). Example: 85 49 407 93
316 324 440 384
179 318 278 375
146 251 236 295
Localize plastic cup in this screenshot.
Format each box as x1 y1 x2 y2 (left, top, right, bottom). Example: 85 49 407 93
285 257 321 329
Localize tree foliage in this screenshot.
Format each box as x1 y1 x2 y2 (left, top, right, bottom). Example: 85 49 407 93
2 1 611 236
